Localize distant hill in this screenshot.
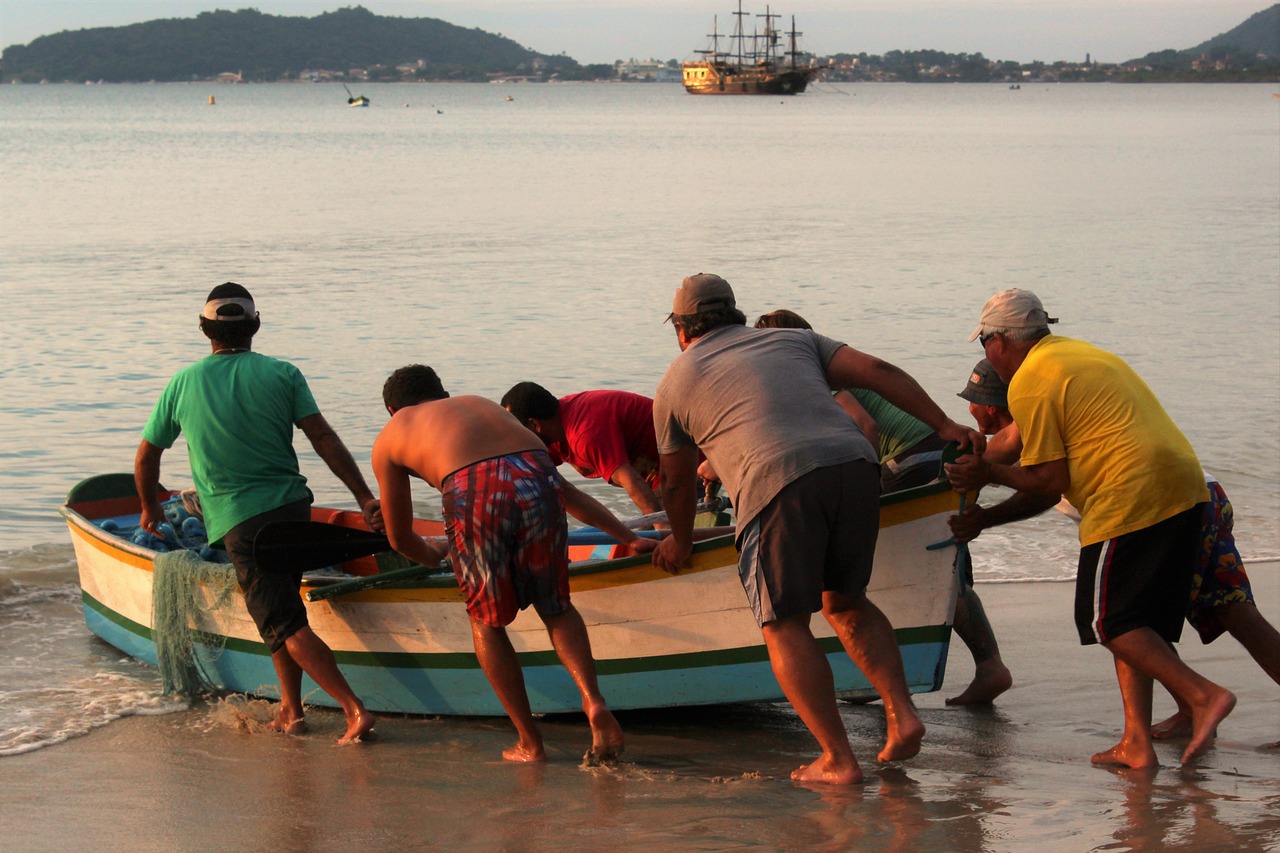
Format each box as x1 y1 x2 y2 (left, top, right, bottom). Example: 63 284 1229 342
0 6 590 83
1186 3 1279 57
1127 3 1279 69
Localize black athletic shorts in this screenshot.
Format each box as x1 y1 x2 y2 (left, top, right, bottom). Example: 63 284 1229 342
1074 504 1203 646
222 499 312 653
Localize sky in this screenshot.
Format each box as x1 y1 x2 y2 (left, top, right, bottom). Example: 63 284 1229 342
0 1 1270 64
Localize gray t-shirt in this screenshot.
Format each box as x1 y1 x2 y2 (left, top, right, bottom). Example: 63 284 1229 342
654 325 877 530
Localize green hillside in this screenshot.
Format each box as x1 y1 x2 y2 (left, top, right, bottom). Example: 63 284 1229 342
1186 3 1280 56
0 6 587 83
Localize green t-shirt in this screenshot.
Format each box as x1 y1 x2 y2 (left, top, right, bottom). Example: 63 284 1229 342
142 351 319 544
848 389 936 463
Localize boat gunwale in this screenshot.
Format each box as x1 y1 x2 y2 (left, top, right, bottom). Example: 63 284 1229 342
62 475 958 589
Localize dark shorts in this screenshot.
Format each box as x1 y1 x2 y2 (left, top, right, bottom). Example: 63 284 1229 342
1186 481 1255 644
736 459 881 626
442 450 570 627
224 498 312 654
1074 504 1203 646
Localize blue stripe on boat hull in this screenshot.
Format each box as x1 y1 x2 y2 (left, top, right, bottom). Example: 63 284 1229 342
84 597 951 715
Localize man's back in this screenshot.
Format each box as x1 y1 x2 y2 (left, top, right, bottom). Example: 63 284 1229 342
143 351 316 541
558 390 658 484
654 325 876 528
1012 335 1206 545
378 395 543 489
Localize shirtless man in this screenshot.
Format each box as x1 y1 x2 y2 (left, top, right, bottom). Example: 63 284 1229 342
372 364 653 763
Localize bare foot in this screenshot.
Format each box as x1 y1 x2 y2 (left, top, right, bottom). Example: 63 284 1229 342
945 661 1013 706
586 703 624 763
1150 711 1193 740
791 756 864 785
1091 740 1158 769
877 712 926 763
1181 688 1236 764
337 709 377 745
267 710 307 735
502 741 548 763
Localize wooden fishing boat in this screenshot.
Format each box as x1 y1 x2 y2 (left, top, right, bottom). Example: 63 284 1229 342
61 472 961 715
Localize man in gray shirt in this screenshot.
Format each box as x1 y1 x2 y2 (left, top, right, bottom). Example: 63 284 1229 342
652 273 982 785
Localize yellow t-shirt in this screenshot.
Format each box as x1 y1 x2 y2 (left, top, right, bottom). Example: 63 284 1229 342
1010 335 1207 546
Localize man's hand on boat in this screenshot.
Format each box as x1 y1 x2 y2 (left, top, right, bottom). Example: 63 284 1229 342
622 536 658 557
360 497 385 534
937 420 986 457
944 452 991 494
652 533 692 574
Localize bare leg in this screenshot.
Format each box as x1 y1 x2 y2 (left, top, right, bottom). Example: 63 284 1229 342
541 604 624 760
1104 627 1235 764
1155 602 1280 740
947 584 1013 706
267 646 308 734
1219 602 1280 684
823 591 925 763
760 613 863 784
469 619 546 762
1151 700 1194 740
281 626 376 744
1091 656 1158 768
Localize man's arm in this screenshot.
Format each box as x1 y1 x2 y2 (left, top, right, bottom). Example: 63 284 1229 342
825 346 984 453
560 479 655 556
134 439 166 535
609 462 664 517
949 489 1062 544
984 422 1022 466
946 454 1070 497
652 445 700 573
299 413 382 532
371 440 448 568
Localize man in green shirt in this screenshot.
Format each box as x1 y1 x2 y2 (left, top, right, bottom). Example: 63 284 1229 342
135 282 379 744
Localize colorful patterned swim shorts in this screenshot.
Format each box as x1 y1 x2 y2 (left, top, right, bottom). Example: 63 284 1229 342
441 450 570 627
1186 479 1255 644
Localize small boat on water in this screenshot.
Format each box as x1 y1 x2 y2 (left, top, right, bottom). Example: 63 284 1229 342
344 83 370 107
683 2 822 95
61 472 961 716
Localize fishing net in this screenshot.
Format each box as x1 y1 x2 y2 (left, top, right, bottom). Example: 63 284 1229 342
151 549 238 697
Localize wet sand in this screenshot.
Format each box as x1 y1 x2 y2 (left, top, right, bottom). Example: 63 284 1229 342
4 567 1277 851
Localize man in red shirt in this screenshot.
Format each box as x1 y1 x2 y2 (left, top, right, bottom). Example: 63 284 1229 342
501 383 663 516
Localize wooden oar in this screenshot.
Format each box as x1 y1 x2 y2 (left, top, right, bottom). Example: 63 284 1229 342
305 563 447 602
622 496 726 529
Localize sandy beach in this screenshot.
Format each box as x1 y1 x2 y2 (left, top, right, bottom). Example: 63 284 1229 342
4 564 1276 851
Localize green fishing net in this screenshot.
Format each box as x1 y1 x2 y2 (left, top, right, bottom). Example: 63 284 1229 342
150 549 238 696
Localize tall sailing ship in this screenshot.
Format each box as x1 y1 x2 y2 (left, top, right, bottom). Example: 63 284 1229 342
682 3 821 95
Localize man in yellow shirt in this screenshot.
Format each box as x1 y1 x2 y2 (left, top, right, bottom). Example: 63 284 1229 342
946 288 1235 769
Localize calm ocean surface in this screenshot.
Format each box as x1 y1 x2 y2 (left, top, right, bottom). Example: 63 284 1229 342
1 82 1277 845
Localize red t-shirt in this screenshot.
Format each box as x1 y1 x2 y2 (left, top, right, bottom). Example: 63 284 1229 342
554 390 660 487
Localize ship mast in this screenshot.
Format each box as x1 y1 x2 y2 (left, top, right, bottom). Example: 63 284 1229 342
758 6 781 66
731 0 748 67
786 15 803 70
696 15 723 63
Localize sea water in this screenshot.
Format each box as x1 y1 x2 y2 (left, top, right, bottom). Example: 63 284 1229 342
0 83 1277 836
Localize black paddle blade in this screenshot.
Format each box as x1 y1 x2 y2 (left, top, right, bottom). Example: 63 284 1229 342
253 520 392 574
